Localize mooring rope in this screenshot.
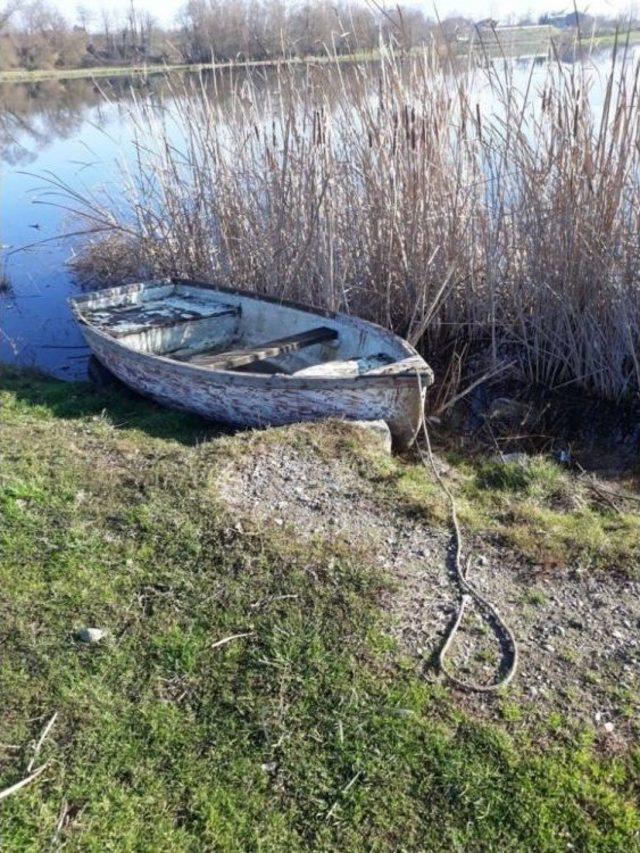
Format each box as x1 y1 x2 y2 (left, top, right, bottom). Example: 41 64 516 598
416 407 519 693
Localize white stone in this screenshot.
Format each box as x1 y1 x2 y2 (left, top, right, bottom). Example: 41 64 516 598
349 419 393 454
77 627 105 644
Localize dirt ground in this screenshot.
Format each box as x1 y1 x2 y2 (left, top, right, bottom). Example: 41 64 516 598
217 429 640 746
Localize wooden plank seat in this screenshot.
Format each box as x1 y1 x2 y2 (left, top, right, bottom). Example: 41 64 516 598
176 326 338 370
84 296 239 338
293 353 428 378
293 354 393 377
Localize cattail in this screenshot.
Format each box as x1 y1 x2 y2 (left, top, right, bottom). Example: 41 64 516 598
56 41 640 407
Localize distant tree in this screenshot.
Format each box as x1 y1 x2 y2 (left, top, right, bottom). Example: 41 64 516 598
439 14 473 42
10 0 87 69
178 0 382 64
0 2 20 69
0 0 21 31
99 8 115 58
75 3 93 32
0 36 19 68
0 0 461 73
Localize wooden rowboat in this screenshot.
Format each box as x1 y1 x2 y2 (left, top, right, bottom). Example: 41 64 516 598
70 279 434 448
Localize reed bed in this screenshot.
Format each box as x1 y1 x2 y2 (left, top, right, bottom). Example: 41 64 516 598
61 43 640 403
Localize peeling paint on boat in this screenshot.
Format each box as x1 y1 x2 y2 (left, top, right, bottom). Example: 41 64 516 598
70 278 434 449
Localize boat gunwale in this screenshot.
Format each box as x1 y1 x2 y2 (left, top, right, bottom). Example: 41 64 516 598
69 279 434 388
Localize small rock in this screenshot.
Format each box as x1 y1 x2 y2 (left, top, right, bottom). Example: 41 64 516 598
261 762 277 773
349 419 393 454
76 627 105 644
603 722 615 734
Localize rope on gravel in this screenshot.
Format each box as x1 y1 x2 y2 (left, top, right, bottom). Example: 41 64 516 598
416 409 519 693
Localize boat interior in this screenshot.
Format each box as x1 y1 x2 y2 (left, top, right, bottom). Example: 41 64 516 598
77 281 425 378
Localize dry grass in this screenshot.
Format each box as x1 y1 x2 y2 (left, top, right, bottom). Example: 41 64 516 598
58 40 640 403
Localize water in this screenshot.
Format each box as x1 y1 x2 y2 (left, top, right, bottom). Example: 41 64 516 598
0 77 163 378
0 51 631 380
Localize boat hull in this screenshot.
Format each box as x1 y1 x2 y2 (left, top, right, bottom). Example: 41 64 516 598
81 324 428 449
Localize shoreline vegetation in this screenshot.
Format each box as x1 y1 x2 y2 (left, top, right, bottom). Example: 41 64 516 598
2 0 640 85
3 28 640 84
60 40 640 411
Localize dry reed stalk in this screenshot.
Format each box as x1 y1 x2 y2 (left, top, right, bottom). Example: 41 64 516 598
53 40 640 406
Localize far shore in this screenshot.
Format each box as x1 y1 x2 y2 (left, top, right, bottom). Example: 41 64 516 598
5 28 639 85
0 57 313 84
0 50 397 83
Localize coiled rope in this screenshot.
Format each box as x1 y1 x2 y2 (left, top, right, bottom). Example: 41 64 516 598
416 409 519 693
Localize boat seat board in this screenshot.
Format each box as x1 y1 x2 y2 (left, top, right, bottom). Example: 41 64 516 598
293 354 394 377
292 353 430 378
178 326 339 370
83 295 240 338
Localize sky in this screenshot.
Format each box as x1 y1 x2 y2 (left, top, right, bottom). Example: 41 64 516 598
50 0 639 30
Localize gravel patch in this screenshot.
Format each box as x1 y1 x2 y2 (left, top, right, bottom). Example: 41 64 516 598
218 436 640 739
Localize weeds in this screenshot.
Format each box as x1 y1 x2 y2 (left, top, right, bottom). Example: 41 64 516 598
49 39 640 407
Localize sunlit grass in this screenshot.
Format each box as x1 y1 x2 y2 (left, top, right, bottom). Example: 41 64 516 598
2 367 640 848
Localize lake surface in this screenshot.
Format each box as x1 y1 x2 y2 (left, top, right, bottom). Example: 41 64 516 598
0 50 631 380
0 77 165 378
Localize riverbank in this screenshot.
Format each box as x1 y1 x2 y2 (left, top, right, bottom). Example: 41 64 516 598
0 51 381 84
4 26 632 84
1 366 639 847
0 59 282 84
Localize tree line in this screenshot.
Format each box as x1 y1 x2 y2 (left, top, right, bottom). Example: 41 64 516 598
0 0 467 72
0 0 634 74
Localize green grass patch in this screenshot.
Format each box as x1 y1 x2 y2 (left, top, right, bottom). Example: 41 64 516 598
1 368 639 849
351 442 640 573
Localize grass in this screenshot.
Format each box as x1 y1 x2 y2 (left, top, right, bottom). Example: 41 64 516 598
0 64 174 83
587 30 640 49
359 448 640 572
0 58 337 84
312 418 640 572
0 47 405 84
1 366 640 849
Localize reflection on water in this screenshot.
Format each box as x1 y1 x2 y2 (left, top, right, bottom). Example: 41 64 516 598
0 50 633 379
0 74 181 378
0 75 170 165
